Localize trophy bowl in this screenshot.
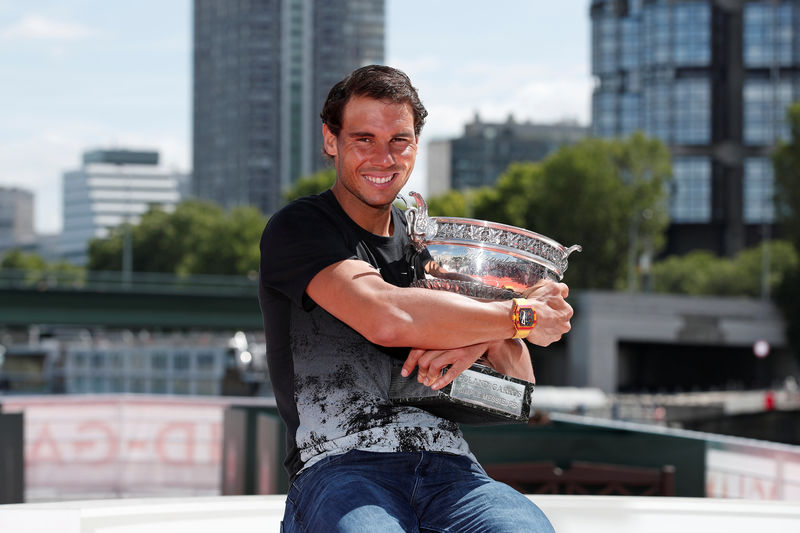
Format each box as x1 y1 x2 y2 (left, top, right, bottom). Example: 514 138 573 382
404 191 581 300
389 191 581 425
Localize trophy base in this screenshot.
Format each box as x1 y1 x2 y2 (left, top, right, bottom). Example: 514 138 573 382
388 361 534 425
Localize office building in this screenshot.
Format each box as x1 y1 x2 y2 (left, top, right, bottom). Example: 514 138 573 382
192 0 385 216
590 0 798 256
427 114 587 196
0 186 35 253
60 149 187 265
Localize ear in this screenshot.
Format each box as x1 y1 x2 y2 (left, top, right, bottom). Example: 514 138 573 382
322 124 338 158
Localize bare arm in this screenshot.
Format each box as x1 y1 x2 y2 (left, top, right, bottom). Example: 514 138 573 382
483 339 535 382
306 259 572 351
405 338 534 392
306 259 515 350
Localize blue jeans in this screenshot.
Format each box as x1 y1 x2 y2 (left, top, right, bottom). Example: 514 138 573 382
281 450 555 533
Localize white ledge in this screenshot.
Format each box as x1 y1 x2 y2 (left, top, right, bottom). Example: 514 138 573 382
2 494 800 532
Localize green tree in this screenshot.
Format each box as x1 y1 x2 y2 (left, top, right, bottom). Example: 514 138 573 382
88 200 268 276
0 249 85 287
772 101 800 360
773 102 800 248
469 132 671 289
0 249 47 271
425 189 473 218
284 168 336 202
650 240 798 297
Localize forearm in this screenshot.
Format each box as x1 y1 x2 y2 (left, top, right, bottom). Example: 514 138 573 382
350 282 516 349
306 259 571 351
484 339 535 382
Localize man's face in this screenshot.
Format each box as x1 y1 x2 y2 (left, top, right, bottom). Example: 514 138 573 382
324 95 418 213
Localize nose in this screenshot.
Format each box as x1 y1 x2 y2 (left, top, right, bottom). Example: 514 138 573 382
370 140 395 167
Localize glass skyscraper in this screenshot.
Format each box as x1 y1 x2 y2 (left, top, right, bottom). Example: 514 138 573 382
192 0 385 216
590 0 798 256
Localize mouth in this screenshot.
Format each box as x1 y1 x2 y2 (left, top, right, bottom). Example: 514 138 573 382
363 173 396 185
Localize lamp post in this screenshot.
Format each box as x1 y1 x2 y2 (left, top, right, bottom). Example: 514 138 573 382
119 164 132 288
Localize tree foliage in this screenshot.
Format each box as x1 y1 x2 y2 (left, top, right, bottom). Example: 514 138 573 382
427 132 672 289
0 249 85 285
650 240 799 297
773 102 800 248
425 189 474 218
772 101 800 359
87 200 267 276
284 168 336 202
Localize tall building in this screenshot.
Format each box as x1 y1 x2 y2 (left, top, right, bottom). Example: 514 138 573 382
590 0 797 256
427 114 587 196
192 0 385 216
0 186 35 253
61 149 187 265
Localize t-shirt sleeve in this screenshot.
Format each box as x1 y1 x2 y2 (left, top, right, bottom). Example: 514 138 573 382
259 199 357 309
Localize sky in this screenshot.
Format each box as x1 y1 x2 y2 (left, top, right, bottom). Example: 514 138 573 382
0 1 591 234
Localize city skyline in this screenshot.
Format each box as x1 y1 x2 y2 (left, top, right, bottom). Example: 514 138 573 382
0 1 591 234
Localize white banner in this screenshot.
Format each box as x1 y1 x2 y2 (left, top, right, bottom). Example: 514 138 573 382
2 395 227 501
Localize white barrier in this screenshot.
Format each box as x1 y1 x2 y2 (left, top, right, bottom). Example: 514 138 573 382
2 495 800 533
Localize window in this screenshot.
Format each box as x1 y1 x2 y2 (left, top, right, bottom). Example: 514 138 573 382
673 2 710 66
674 78 710 144
620 18 640 70
91 352 105 370
671 157 711 222
643 4 669 66
197 352 217 372
129 378 146 393
593 14 618 75
173 379 191 395
592 91 617 137
744 2 796 67
743 158 775 223
71 352 87 370
151 379 168 394
643 83 670 143
619 93 641 136
744 79 794 145
151 352 169 371
129 352 147 371
174 352 191 372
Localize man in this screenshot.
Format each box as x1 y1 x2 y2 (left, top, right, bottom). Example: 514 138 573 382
259 65 572 532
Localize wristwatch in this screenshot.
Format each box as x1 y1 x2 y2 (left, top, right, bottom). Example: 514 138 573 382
511 298 537 339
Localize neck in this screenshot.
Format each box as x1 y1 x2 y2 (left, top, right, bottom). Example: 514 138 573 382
331 186 394 236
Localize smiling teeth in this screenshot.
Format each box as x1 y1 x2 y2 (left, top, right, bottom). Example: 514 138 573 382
365 174 393 184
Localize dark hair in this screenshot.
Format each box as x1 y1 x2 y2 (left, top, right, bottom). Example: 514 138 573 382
320 65 428 142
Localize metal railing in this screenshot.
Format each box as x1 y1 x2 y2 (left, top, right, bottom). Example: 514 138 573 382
0 268 258 296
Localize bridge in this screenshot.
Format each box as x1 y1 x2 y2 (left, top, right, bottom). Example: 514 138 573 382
0 269 262 330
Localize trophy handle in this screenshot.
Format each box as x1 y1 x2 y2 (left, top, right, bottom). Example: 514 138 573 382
404 191 434 251
566 244 582 256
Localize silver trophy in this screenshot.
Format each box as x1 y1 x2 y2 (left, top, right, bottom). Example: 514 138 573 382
389 192 581 424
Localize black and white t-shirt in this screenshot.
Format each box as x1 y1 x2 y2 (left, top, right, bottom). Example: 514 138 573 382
258 190 471 480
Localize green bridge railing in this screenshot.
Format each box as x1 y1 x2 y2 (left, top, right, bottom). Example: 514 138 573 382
0 268 258 297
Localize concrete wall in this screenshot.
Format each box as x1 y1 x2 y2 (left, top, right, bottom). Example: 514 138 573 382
2 495 800 533
568 291 789 392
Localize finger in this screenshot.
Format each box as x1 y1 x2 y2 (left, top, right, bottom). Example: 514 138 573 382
417 350 444 384
558 283 569 298
431 359 473 391
401 348 425 377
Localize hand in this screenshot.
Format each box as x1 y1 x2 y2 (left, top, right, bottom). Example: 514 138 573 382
401 342 490 391
522 279 573 346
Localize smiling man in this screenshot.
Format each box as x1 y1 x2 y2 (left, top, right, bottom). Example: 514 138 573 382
258 65 571 532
